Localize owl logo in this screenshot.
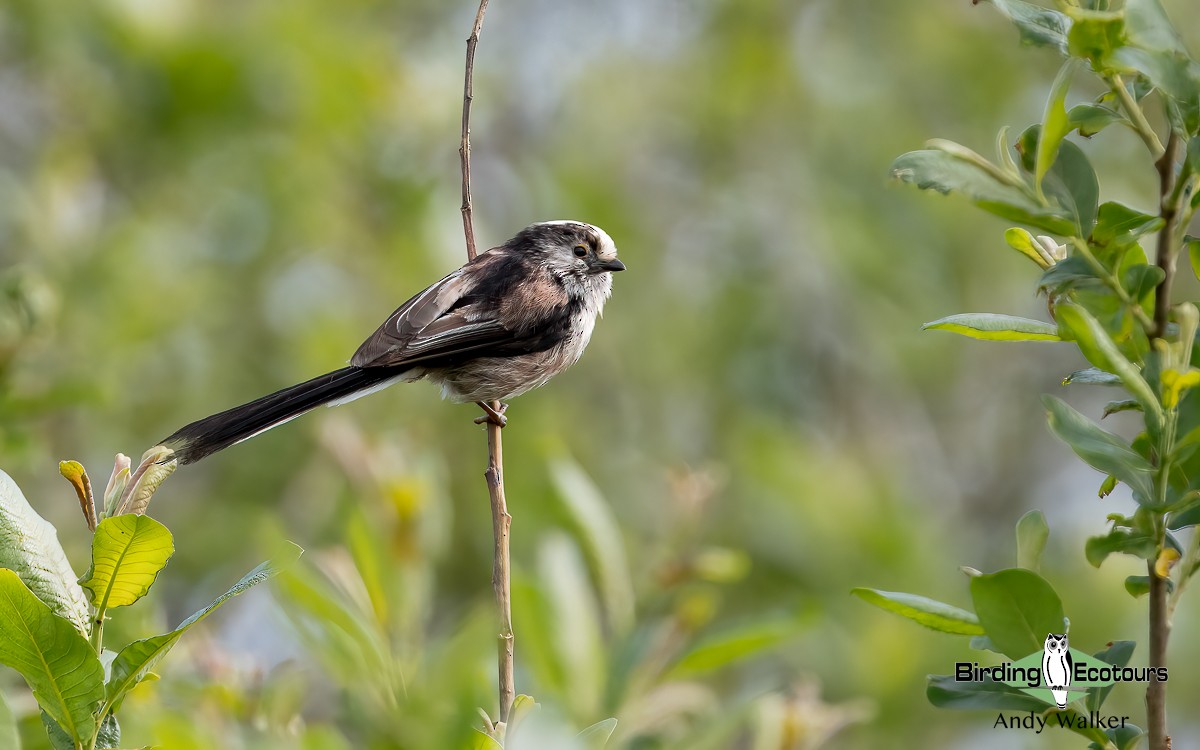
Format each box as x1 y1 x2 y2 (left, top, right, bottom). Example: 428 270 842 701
1042 633 1072 708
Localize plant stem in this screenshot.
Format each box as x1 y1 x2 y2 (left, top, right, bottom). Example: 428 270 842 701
486 412 514 722
1153 132 1182 339
1146 126 1180 750
1106 74 1165 160
458 0 515 726
460 0 490 263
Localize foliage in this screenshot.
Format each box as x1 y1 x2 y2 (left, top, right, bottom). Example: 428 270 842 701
0 461 298 749
862 1 1200 747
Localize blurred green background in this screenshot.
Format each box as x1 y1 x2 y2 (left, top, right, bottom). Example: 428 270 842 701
2 0 1200 747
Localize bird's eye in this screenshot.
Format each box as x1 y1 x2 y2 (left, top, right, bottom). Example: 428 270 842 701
572 245 588 258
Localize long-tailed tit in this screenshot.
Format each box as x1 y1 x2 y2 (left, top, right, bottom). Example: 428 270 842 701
161 221 624 464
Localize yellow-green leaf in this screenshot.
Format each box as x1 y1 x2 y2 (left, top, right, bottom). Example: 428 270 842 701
852 588 984 635
923 313 1061 341
80 515 174 611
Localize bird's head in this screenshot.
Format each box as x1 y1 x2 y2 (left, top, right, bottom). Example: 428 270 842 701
510 220 625 278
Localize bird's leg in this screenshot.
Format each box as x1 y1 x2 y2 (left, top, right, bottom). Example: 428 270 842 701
474 401 509 427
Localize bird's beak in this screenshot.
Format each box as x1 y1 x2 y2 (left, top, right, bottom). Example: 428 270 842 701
598 258 626 272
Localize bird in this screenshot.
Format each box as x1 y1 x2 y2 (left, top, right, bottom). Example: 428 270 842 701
159 221 624 465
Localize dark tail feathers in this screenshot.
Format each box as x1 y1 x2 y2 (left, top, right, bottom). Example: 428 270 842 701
161 366 404 464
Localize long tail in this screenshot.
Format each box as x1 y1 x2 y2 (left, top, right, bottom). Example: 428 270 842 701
160 366 406 464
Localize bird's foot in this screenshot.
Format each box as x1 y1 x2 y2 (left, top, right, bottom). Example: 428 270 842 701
474 401 509 427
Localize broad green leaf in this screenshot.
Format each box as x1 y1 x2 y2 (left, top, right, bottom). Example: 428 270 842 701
922 313 1061 341
80 515 174 611
1036 59 1079 195
0 570 103 745
0 691 18 750
1042 140 1099 236
1015 510 1049 571
1089 725 1145 750
1120 0 1200 134
42 712 118 750
891 149 1074 235
852 588 983 635
1122 264 1165 312
550 458 634 634
969 568 1065 659
0 470 90 636
1068 103 1123 137
1043 395 1157 504
1062 367 1122 386
981 0 1069 55
1065 9 1126 70
1189 237 1200 282
577 718 618 749
1085 529 1156 567
1055 304 1161 429
668 618 803 677
1087 641 1135 712
1091 202 1163 248
1040 255 1103 295
105 543 302 712
927 675 1046 711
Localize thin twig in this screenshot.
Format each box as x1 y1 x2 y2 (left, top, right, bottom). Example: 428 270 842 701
461 0 490 262
1106 73 1166 160
458 0 515 727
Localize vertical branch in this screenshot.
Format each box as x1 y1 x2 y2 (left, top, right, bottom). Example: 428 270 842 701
1147 130 1180 750
1152 131 1181 340
461 0 491 262
458 0 515 726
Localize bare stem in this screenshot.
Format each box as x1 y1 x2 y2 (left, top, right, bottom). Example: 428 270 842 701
461 0 490 262
458 0 514 726
486 412 514 722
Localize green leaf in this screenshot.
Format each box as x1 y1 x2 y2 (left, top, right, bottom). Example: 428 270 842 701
1124 575 1173 597
469 730 504 750
1040 256 1102 295
1120 0 1200 134
550 458 634 635
0 470 90 637
577 718 618 749
1054 304 1162 430
1089 725 1145 750
922 313 1061 341
1043 140 1099 236
1043 395 1156 504
1015 510 1049 571
105 543 302 712
852 588 983 635
0 570 103 746
80 515 174 611
1036 59 1079 195
981 0 1070 55
1122 264 1166 311
1066 9 1126 70
1085 529 1156 567
1187 236 1200 281
1103 399 1141 417
1068 103 1124 137
1091 202 1163 248
667 618 802 677
891 148 1074 235
969 568 1065 659
1062 367 1122 386
0 691 19 750
1087 641 1135 712
927 675 1047 711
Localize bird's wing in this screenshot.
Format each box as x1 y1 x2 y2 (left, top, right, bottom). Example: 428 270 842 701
350 259 519 369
